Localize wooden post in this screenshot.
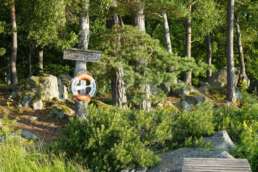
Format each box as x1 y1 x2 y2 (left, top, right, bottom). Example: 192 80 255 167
63 49 101 118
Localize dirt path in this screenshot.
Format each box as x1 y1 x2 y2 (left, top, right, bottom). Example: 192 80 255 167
0 90 64 142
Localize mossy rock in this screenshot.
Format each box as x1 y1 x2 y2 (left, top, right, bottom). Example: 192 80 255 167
47 100 75 119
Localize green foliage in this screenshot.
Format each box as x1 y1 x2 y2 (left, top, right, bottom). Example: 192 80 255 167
0 21 5 56
93 25 203 105
214 94 258 171
54 105 179 171
172 102 214 144
44 64 72 76
28 0 77 49
192 0 223 40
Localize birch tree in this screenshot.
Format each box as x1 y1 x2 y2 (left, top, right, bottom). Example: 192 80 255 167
226 0 236 102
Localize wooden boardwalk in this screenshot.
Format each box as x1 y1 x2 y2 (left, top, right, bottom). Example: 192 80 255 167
182 158 251 172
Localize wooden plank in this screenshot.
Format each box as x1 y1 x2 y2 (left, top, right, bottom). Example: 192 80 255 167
182 158 251 172
63 48 101 62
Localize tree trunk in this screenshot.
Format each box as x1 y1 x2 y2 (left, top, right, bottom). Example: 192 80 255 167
135 3 151 111
162 11 172 53
185 4 192 85
112 67 127 107
110 0 128 107
236 17 249 87
206 35 212 79
226 0 236 102
38 48 43 73
28 44 32 77
10 1 18 85
135 5 146 32
75 0 90 118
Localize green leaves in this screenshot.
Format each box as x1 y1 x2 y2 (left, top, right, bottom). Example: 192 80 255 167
0 22 5 56
28 0 76 49
55 105 164 171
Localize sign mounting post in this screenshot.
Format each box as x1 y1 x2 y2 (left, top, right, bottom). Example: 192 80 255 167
63 48 101 118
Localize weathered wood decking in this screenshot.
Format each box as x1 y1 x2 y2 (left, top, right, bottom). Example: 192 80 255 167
182 158 251 172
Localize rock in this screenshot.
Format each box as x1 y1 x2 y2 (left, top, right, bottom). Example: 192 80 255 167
30 116 38 122
48 101 75 119
180 100 192 111
209 68 239 89
18 74 71 109
20 95 33 108
121 168 147 172
184 95 205 105
235 89 242 101
38 75 61 101
21 130 38 140
180 94 206 110
148 148 234 172
32 100 44 110
199 82 210 95
29 74 69 101
210 69 227 88
204 130 235 151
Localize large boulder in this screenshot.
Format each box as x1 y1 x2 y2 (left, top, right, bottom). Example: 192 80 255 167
18 74 70 109
148 148 234 172
180 89 209 110
30 75 64 101
203 130 235 151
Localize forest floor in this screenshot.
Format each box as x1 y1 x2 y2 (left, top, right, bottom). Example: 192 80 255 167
0 89 64 142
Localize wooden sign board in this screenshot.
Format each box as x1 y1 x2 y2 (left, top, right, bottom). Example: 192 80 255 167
63 48 101 62
182 158 251 172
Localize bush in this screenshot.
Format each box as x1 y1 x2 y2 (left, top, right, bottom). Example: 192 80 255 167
54 106 175 171
172 102 214 145
214 96 258 171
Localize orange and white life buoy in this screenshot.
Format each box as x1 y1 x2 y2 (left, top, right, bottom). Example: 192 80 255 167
71 73 96 102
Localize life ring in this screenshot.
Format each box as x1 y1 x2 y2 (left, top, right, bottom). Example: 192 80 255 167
71 73 96 102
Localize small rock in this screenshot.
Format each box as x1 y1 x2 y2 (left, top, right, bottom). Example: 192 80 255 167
180 100 192 111
32 100 44 110
21 130 38 140
30 116 38 122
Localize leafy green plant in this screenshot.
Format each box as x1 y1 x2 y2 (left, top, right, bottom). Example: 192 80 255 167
54 105 178 171
214 94 258 171
172 102 215 144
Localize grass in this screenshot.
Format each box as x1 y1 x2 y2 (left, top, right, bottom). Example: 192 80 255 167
0 136 87 172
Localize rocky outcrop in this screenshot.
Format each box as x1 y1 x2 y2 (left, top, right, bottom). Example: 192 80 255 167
148 131 235 172
18 74 70 109
148 148 234 172
204 130 235 151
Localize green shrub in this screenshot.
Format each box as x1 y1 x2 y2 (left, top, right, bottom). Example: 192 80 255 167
214 98 258 171
172 102 214 145
54 106 175 171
